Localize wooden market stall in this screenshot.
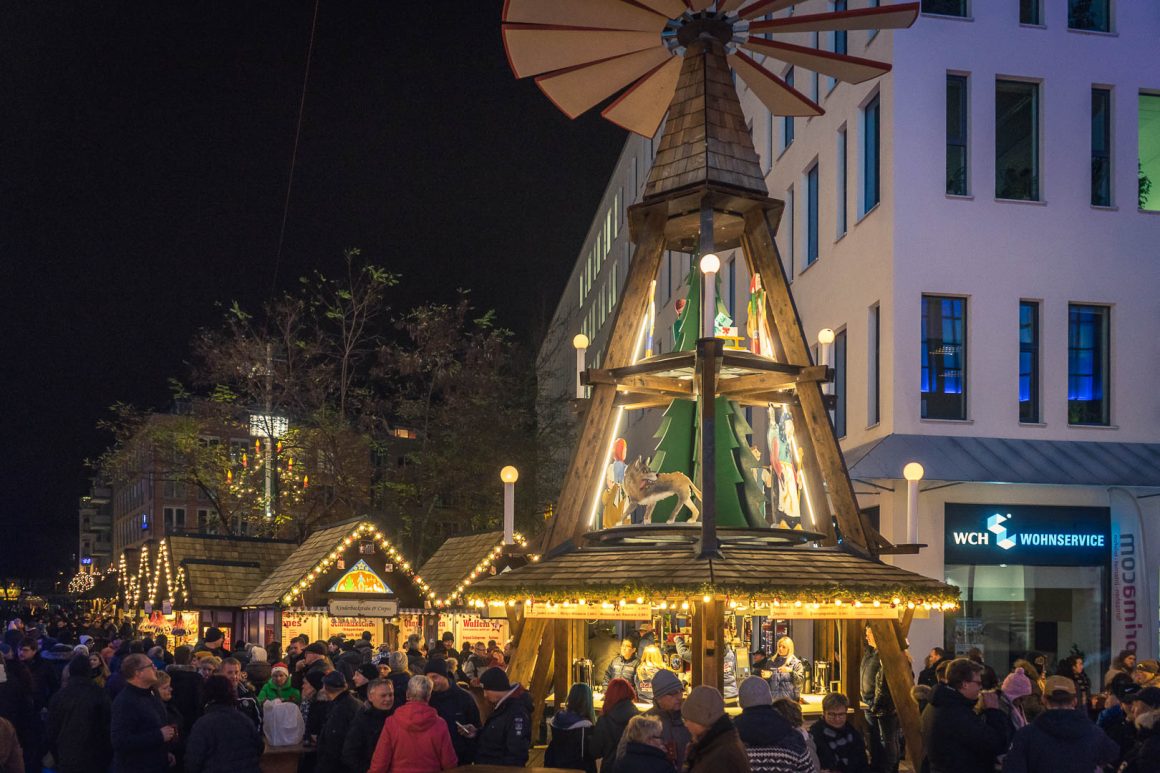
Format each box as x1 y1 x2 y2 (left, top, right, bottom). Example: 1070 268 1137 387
242 519 431 648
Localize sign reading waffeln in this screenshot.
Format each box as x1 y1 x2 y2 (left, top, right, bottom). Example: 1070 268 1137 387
524 602 652 620
328 600 399 617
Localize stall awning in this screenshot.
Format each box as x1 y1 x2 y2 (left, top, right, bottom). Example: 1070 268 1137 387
168 534 297 609
844 434 1160 487
419 532 504 599
467 543 958 607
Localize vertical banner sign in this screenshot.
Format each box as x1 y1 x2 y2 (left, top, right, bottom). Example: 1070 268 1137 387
1109 489 1157 658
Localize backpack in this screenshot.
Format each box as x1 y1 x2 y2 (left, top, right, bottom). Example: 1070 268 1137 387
263 698 305 747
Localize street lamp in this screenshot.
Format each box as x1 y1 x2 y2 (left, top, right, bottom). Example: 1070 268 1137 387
699 253 720 338
903 462 925 544
572 333 589 399
817 328 835 396
500 466 519 546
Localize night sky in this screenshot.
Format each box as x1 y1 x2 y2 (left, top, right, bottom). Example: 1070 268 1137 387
0 2 625 578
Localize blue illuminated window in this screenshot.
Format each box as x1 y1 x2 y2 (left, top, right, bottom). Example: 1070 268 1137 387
863 95 881 213
1068 304 1110 425
783 68 795 148
834 0 847 55
921 295 966 420
1019 301 1040 423
806 162 819 265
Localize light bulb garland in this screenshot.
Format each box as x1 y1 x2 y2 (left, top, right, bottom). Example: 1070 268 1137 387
431 532 534 608
116 540 189 610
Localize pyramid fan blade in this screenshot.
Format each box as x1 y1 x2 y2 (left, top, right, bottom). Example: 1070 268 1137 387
601 57 682 137
633 0 689 17
738 0 808 20
750 3 920 33
716 0 749 12
742 38 890 83
503 0 669 33
729 52 822 117
536 48 673 118
503 26 661 78
686 0 715 11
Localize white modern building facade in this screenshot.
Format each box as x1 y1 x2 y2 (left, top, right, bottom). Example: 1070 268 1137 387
539 0 1160 682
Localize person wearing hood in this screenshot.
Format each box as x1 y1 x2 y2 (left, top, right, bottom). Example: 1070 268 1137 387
1001 675 1118 773
545 683 597 773
810 691 868 773
642 668 692 769
425 658 479 765
342 678 394 773
921 658 1011 773
471 666 532 767
46 654 113 773
681 685 751 772
733 676 812 772
594 677 640 772
369 674 457 772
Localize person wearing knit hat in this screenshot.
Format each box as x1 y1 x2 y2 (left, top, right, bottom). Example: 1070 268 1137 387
352 661 380 701
1134 659 1160 688
1001 666 1035 729
1004 670 1119 773
425 657 482 765
733 676 813 772
643 669 692 769
473 667 533 767
196 626 225 657
680 685 749 772
256 662 301 706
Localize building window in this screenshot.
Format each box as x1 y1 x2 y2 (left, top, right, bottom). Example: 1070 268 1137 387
1020 0 1041 24
996 80 1039 201
833 0 847 55
806 162 819 266
1091 88 1112 206
785 187 795 278
783 68 795 149
1069 0 1110 32
947 74 969 195
863 94 881 213
867 0 879 41
1140 93 1160 211
922 0 967 16
1068 304 1110 425
163 507 185 531
921 295 967 420
868 304 880 425
1019 301 1040 423
834 329 847 437
836 126 848 236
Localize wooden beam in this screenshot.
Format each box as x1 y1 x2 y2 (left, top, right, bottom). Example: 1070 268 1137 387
692 598 725 690
842 620 868 735
621 374 694 396
529 623 556 740
741 206 875 556
615 394 675 411
718 365 828 395
899 607 915 639
788 402 838 544
507 617 548 688
606 350 694 378
870 619 923 771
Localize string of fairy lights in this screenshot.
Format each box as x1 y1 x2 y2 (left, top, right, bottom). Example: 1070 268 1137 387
463 592 960 613
431 532 542 608
116 540 188 609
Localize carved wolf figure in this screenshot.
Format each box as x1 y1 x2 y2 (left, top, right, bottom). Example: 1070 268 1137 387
620 457 702 524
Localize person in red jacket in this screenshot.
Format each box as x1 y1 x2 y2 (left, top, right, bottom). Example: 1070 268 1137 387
369 674 458 773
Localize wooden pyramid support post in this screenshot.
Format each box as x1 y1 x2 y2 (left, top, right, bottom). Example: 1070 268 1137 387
507 35 921 767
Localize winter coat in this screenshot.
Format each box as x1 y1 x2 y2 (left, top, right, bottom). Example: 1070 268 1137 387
723 647 738 699
810 719 869 773
0 717 22 773
428 681 480 765
608 741 676 773
475 685 533 767
462 654 490 683
1001 707 1118 773
22 654 58 711
920 684 1011 773
684 714 751 773
635 663 663 702
1097 703 1136 768
256 679 301 705
244 660 271 692
368 700 458 773
766 654 806 702
388 671 412 706
544 710 596 773
405 648 426 675
860 646 894 716
183 704 264 773
0 661 37 773
110 683 171 773
603 655 641 688
235 682 263 731
46 675 113 773
1121 707 1160 773
643 704 692 770
341 705 391 773
733 704 812 773
166 665 203 736
315 690 363 773
593 698 639 771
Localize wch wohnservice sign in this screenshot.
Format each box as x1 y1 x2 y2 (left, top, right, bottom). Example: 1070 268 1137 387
944 504 1110 566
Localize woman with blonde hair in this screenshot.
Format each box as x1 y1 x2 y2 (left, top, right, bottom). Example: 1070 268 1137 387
611 715 675 773
767 636 805 702
634 645 669 702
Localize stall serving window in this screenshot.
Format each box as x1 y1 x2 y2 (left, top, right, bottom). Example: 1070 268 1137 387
943 504 1110 684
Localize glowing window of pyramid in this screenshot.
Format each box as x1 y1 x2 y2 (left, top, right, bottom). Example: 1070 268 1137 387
328 560 393 594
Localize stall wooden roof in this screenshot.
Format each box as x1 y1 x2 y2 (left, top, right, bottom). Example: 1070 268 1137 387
168 534 297 609
418 531 504 598
467 543 958 605
245 520 370 607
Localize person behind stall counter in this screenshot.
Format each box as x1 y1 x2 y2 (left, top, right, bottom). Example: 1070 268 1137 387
603 639 640 689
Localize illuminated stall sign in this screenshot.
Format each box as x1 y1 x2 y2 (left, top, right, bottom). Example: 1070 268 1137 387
945 504 1110 566
328 560 392 594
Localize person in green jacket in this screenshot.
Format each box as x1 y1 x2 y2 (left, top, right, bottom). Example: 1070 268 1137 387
257 664 301 705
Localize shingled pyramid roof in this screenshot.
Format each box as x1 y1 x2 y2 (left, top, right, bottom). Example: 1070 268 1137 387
644 36 767 201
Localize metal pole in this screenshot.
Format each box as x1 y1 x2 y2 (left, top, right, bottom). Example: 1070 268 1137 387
697 337 723 559
504 482 515 546
265 343 274 520
907 479 919 544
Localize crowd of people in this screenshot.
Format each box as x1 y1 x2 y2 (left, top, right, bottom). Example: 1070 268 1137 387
1 606 1158 773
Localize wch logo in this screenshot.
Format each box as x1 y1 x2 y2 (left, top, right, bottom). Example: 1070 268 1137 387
952 513 1017 550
